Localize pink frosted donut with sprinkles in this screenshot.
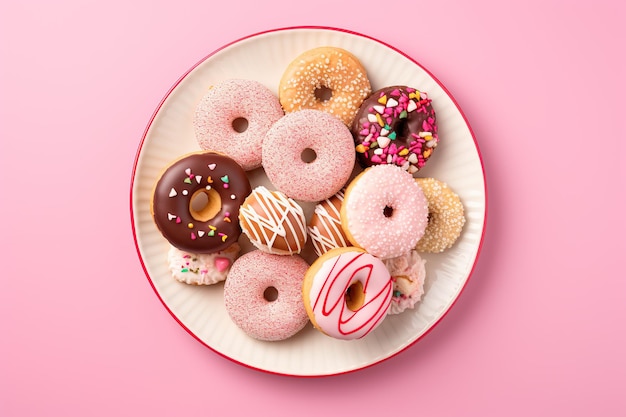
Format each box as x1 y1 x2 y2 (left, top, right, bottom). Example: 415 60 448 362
262 109 355 202
352 86 438 174
151 151 252 253
302 247 393 340
167 243 240 285
194 79 284 171
340 164 429 260
223 250 310 341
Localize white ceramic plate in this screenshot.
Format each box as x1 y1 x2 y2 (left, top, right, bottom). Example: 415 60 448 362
131 26 486 376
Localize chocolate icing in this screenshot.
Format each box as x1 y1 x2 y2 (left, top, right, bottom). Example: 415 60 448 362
351 86 438 173
151 152 251 253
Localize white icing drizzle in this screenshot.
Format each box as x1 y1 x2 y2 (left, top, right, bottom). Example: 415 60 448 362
239 186 307 254
308 191 348 257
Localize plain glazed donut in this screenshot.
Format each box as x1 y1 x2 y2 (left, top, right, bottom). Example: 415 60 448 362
167 243 240 285
262 109 356 202
341 164 429 259
302 247 392 340
150 151 252 253
279 47 372 126
239 186 308 255
352 86 439 174
194 79 284 171
223 250 310 341
415 178 466 253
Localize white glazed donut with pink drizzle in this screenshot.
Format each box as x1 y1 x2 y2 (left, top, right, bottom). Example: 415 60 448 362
302 247 392 340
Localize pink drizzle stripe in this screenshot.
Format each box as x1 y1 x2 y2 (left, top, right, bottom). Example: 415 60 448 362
312 252 392 339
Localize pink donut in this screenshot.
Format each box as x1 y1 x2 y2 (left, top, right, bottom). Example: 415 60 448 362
223 250 310 341
262 109 355 202
194 79 284 171
341 164 429 259
302 247 392 340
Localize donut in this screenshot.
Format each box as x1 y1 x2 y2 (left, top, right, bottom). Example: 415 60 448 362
193 79 284 171
262 109 355 202
352 86 438 174
383 249 426 315
167 243 240 285
302 247 392 340
341 164 429 259
278 47 372 126
223 250 310 341
238 186 307 255
150 151 252 253
415 178 466 253
307 190 349 257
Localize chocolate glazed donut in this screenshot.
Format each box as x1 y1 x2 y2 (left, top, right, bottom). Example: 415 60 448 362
151 151 252 253
351 86 438 174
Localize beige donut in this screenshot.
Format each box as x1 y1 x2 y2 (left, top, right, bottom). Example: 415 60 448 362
415 178 466 253
278 47 372 126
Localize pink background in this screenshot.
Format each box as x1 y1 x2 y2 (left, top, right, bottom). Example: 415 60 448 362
2 0 625 415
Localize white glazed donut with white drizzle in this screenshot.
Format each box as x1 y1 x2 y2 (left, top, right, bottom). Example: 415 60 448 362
307 190 349 257
238 186 307 255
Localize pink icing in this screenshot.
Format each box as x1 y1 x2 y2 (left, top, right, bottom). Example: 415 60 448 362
343 165 429 259
308 249 392 340
262 109 356 202
194 79 284 171
223 250 310 341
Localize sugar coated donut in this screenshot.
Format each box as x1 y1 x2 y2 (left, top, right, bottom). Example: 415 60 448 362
302 247 392 340
262 109 355 202
383 249 426 315
307 190 349 257
167 243 240 285
352 86 438 174
194 79 284 171
238 186 307 255
341 164 429 259
279 47 372 126
151 151 252 253
415 178 466 253
223 250 310 341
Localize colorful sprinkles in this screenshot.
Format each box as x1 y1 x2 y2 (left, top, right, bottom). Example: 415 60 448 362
354 87 438 174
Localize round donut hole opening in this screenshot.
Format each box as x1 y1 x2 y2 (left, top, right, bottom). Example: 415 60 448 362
394 119 410 140
263 286 279 302
383 205 394 218
232 117 249 133
189 188 222 222
314 85 333 102
345 281 365 311
300 148 317 163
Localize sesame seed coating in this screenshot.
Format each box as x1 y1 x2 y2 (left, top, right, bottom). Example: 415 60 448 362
279 47 372 126
415 178 466 253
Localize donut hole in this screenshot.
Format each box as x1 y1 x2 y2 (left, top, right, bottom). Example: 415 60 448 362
300 148 317 163
189 188 222 222
383 205 394 218
395 119 410 139
263 286 279 302
314 85 333 102
345 281 365 311
232 117 249 133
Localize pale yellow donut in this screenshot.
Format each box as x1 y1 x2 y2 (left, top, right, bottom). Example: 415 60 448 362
278 47 372 126
415 178 466 253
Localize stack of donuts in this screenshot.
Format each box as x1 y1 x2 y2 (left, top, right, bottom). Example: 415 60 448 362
150 47 467 342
